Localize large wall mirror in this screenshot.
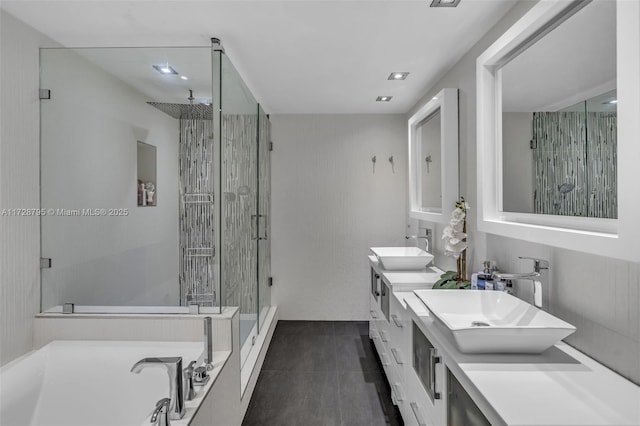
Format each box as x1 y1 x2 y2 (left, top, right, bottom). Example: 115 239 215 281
501 0 616 219
477 0 640 261
408 88 458 223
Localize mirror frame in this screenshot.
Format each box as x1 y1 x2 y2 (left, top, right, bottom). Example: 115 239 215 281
476 0 640 262
408 88 459 223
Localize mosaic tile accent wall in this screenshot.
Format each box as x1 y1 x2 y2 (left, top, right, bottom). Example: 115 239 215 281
221 114 258 315
178 117 216 306
532 112 617 218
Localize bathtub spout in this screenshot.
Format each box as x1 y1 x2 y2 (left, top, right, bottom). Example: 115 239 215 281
130 357 185 420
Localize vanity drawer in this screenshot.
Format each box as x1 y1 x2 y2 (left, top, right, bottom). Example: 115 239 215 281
405 366 435 426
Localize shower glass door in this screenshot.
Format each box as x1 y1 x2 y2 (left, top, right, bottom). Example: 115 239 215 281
257 105 271 330
220 54 259 367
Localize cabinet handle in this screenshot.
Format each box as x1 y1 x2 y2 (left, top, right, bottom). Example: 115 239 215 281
429 347 442 400
374 291 380 297
380 330 389 342
393 383 405 401
410 402 427 426
390 348 403 364
370 310 378 319
391 314 403 328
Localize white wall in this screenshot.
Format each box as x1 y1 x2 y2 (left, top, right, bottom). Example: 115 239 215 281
0 10 54 367
39 49 179 309
502 112 533 213
407 1 640 384
270 114 407 320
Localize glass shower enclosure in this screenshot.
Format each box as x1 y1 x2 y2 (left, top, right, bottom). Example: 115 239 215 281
219 52 272 365
39 40 271 367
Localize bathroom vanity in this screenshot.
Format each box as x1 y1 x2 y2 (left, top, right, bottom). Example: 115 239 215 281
368 255 640 425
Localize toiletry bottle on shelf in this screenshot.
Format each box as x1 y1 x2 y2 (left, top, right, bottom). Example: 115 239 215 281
471 273 479 290
485 277 494 290
505 280 514 295
477 274 486 290
495 279 505 292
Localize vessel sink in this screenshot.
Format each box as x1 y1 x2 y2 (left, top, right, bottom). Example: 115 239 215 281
414 289 576 354
370 247 434 270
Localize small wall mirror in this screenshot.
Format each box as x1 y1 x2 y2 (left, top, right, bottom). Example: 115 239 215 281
137 141 157 207
409 88 458 223
501 0 617 219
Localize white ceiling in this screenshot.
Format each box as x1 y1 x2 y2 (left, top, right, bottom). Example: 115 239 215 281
1 0 517 114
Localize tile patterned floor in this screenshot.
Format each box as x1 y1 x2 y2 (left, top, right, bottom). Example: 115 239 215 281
243 321 403 426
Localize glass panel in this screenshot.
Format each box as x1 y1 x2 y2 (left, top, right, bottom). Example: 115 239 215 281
500 0 616 218
413 322 436 402
257 104 271 330
447 369 491 426
419 110 442 211
39 46 217 312
220 54 259 365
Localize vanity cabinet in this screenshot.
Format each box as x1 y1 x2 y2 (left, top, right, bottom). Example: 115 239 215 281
447 369 490 426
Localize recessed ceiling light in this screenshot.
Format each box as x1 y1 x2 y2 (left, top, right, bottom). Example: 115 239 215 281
153 64 178 75
376 96 392 102
388 72 409 80
608 99 618 104
432 96 438 100
430 0 461 7
180 75 189 80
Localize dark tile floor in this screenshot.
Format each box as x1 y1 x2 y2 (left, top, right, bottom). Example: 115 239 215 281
243 321 403 426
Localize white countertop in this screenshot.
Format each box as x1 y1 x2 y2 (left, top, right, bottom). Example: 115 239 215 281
405 296 640 426
368 255 444 290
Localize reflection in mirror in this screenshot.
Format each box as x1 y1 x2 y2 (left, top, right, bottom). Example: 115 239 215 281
408 88 458 223
419 110 442 211
501 0 617 218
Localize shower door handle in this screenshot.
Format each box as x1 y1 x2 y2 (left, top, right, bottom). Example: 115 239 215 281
251 214 258 240
258 214 268 240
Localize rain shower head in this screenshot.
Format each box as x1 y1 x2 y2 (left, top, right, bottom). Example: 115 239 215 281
147 89 213 119
147 102 212 119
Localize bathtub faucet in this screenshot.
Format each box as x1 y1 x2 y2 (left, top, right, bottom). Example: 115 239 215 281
131 357 186 420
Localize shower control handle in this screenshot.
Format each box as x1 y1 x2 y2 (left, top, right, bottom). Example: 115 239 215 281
150 398 171 426
204 317 213 369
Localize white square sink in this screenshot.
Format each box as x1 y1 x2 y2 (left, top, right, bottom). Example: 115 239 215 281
370 247 434 270
414 289 576 354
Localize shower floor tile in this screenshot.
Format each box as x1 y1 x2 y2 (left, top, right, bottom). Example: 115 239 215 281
243 321 403 426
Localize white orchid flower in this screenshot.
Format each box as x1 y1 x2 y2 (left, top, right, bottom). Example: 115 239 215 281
442 197 470 260
442 225 467 243
449 207 465 224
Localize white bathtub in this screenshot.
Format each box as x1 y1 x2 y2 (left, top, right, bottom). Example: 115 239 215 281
0 340 212 426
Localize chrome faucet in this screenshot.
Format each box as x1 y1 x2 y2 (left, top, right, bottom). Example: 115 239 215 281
131 357 186 420
406 228 431 252
183 361 196 401
150 398 171 426
492 257 549 309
